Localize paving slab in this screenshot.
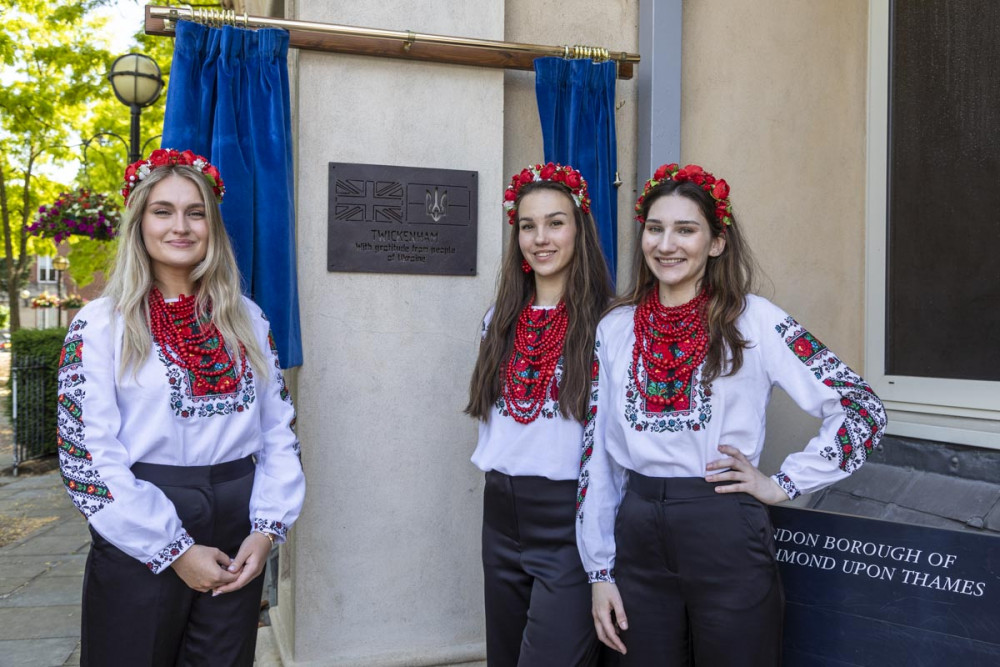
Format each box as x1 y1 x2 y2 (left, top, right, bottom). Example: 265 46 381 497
0 501 70 520
1 572 82 607
892 471 1000 524
0 577 24 596
61 642 81 667
0 498 55 515
984 500 1000 533
881 504 968 531
0 555 64 579
45 517 89 539
0 604 79 641
809 491 893 520
825 462 916 503
7 475 64 490
44 555 88 578
0 637 78 667
4 534 90 557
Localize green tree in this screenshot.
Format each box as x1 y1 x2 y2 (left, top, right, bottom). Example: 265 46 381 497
67 25 173 289
0 1 174 327
0 0 115 330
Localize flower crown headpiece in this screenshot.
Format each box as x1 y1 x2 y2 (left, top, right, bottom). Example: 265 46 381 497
635 163 732 227
503 162 590 224
121 148 226 206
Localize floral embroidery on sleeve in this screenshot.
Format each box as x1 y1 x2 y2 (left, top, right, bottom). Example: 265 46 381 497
145 532 195 574
775 316 887 473
588 568 615 584
772 471 801 500
253 517 288 542
58 320 116 517
576 349 600 522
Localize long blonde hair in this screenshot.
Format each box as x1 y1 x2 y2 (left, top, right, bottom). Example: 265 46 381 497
104 165 269 381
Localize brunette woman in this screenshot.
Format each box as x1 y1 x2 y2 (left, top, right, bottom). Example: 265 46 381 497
58 149 304 666
467 163 614 666
576 163 887 665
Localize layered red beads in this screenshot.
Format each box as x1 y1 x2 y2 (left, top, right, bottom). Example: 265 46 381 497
502 299 569 424
631 288 710 410
148 287 246 396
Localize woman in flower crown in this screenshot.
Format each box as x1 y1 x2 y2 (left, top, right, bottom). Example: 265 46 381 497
576 163 886 665
58 149 304 665
467 162 614 666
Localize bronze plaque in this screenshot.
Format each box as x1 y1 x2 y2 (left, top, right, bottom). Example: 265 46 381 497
328 162 477 275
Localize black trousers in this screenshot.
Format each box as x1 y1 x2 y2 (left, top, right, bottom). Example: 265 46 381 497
81 456 265 667
615 474 783 667
482 471 601 667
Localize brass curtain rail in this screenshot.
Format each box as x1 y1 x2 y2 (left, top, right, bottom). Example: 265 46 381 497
144 5 639 79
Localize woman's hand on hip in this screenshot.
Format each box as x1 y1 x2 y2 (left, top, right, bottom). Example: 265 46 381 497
212 532 272 596
592 581 628 655
706 444 788 505
170 545 238 592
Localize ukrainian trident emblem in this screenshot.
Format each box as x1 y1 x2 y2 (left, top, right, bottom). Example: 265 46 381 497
425 187 448 222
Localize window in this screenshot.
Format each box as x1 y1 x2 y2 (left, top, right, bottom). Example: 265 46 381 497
37 255 56 283
865 0 1000 447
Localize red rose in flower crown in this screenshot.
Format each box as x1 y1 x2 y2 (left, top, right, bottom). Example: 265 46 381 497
120 148 226 206
635 163 734 227
502 162 591 225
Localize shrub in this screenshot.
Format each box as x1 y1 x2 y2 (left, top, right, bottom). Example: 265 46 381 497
7 327 68 458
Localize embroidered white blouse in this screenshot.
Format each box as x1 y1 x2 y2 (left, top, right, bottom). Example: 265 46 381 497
57 296 305 574
576 295 886 583
471 306 585 481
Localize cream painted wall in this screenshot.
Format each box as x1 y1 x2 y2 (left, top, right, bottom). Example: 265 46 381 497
679 0 869 474
502 0 640 287
277 0 868 661
282 1 504 664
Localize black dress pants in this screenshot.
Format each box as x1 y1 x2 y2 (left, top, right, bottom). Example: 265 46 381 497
614 474 783 667
482 471 600 667
81 456 265 667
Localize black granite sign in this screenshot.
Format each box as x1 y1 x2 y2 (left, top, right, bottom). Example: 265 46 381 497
769 506 1000 665
327 162 477 276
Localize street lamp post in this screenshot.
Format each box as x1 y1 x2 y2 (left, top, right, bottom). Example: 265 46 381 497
53 255 70 328
107 54 164 164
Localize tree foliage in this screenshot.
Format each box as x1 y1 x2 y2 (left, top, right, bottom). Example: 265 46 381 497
0 0 174 328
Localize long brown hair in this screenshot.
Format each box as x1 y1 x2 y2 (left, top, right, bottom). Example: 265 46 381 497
618 180 757 383
466 181 613 423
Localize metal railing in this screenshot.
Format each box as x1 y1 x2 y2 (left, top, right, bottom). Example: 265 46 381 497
11 355 57 475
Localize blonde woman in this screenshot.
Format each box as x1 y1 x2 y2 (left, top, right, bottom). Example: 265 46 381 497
58 149 304 666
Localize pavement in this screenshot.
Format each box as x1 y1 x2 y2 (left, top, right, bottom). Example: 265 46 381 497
0 349 283 666
0 469 285 667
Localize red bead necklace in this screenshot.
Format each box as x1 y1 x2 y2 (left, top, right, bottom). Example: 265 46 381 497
631 288 710 409
502 298 569 424
148 287 246 396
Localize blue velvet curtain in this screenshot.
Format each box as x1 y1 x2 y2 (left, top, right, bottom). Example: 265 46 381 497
161 21 302 368
534 58 619 281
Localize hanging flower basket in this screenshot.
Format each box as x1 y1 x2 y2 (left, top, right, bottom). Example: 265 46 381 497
28 188 119 243
61 294 87 309
30 291 60 309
